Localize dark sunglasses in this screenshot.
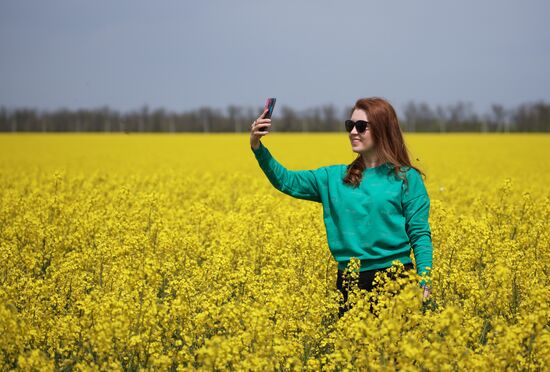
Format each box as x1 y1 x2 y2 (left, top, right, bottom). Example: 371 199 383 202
345 119 370 133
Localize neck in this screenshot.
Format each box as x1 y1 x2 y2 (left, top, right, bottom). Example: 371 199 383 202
361 151 382 169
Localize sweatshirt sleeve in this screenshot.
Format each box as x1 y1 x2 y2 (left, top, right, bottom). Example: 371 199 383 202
251 141 323 203
401 168 433 288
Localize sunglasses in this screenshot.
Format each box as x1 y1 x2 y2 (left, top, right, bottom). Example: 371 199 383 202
345 119 370 133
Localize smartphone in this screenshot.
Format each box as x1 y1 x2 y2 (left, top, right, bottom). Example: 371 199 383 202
259 97 276 132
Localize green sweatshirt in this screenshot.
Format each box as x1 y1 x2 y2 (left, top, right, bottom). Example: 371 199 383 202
251 141 433 288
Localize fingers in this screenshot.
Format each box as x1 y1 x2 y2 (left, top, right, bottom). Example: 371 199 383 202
252 123 271 135
251 119 271 130
259 108 268 119
250 108 271 135
256 110 270 122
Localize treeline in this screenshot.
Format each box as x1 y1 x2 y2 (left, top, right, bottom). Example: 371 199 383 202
0 100 549 132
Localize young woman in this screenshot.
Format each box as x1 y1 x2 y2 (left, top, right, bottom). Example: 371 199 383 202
249 97 433 318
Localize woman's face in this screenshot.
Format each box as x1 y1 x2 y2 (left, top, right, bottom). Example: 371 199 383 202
349 109 374 153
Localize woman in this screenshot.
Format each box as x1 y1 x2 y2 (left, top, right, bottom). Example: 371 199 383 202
249 97 432 318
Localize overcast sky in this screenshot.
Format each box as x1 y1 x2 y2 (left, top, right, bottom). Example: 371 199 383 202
1 0 549 117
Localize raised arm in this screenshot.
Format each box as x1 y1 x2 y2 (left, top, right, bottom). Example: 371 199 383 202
251 141 323 203
402 168 433 288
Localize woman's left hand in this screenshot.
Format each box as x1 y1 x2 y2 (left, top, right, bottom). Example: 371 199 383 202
422 285 431 300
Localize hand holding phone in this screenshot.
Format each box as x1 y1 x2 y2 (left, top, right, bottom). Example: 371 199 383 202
250 97 276 150
259 98 276 132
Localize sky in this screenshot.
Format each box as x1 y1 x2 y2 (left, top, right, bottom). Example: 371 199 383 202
1 0 549 117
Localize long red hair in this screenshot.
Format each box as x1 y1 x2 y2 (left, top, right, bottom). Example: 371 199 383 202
343 97 427 189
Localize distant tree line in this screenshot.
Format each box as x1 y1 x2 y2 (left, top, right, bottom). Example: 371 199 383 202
0 100 549 132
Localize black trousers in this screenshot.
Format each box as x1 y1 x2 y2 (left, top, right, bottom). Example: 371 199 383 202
336 262 415 318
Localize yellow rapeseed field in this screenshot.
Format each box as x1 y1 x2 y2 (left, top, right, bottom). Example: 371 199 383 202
1 133 549 371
